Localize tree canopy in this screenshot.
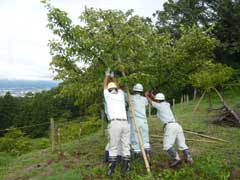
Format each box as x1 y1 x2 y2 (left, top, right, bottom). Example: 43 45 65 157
43 1 220 105
154 0 240 69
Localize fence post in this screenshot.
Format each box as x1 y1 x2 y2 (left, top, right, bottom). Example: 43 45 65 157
186 94 189 105
77 128 82 157
193 88 197 100
172 98 175 110
101 109 105 136
50 118 55 152
181 95 183 104
57 128 62 155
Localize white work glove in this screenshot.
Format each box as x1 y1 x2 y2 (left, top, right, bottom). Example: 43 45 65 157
110 72 114 78
105 68 110 76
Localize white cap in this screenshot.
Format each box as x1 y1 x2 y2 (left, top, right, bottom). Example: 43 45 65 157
107 82 117 89
155 93 165 100
133 83 143 92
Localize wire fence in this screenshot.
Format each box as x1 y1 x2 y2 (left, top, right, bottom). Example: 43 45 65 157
1 93 238 179
0 118 91 132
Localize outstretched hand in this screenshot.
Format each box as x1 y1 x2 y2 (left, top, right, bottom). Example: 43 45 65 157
110 72 114 78
145 91 149 97
150 91 155 99
105 68 111 76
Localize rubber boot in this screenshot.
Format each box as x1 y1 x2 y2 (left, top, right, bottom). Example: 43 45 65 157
133 151 141 160
107 156 117 178
102 150 109 163
145 149 151 165
183 149 193 164
167 147 181 168
121 156 130 177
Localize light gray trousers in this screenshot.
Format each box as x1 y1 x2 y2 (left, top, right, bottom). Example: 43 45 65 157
108 120 130 157
163 123 188 151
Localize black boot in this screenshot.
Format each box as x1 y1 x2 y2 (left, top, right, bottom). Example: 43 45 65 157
133 151 141 160
183 149 193 164
102 150 109 163
167 147 181 168
145 149 151 164
107 156 117 178
121 156 130 177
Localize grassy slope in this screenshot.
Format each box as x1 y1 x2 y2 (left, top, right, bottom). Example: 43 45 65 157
1 89 240 180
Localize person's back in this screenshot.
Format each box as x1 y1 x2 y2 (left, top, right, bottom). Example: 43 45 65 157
145 92 193 167
129 94 148 119
128 84 150 161
104 88 127 120
151 101 176 124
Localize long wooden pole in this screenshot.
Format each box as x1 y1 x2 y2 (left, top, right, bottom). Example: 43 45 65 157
193 90 206 113
184 130 229 143
120 68 151 173
150 135 221 144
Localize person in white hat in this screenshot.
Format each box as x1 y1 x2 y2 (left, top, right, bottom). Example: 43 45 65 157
103 68 130 177
103 98 123 164
127 83 151 162
145 91 193 167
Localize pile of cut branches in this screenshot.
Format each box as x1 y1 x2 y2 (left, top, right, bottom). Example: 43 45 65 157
211 106 240 127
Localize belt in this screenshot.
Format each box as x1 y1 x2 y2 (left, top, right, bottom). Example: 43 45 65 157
163 121 176 129
111 118 128 121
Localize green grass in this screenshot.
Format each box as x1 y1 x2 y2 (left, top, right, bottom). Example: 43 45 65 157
1 89 240 180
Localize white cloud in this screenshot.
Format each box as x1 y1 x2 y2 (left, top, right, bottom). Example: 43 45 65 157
0 0 166 80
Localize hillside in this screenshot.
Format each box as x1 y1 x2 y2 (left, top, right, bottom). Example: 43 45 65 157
1 89 240 180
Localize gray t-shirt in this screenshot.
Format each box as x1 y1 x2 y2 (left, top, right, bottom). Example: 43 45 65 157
151 101 176 124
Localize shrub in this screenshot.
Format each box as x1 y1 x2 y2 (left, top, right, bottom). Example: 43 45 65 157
32 138 50 150
0 129 32 155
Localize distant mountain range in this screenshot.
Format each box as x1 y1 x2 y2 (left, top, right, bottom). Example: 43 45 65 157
0 80 60 96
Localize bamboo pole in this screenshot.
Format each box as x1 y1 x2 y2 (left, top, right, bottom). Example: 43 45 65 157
50 118 55 152
150 135 221 144
184 130 229 143
120 67 151 173
193 90 206 113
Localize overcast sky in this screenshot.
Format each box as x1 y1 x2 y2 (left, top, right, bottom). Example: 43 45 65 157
0 0 166 80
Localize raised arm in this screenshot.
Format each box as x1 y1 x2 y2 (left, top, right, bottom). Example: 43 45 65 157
111 76 119 88
103 76 109 90
103 68 111 90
